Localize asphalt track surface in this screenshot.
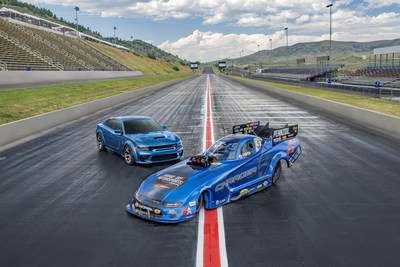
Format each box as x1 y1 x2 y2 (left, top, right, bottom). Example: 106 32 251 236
1 67 400 266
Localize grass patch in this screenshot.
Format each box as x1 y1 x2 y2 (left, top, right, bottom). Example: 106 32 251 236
225 75 400 118
86 41 191 75
0 73 194 125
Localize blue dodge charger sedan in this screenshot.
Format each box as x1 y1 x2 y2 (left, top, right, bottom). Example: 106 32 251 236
96 116 183 164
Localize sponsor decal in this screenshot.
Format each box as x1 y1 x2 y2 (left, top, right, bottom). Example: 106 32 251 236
134 202 139 208
239 189 249 196
181 207 196 215
273 128 289 138
151 171 189 192
189 201 196 207
289 147 302 163
216 199 226 205
263 181 268 186
215 167 257 191
168 209 177 215
154 209 161 214
257 184 262 189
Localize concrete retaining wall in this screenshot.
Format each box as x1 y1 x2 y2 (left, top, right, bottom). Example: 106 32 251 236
0 75 195 147
223 75 400 142
0 71 143 87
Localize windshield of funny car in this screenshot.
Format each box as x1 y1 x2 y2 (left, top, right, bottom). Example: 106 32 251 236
123 119 163 134
205 140 240 161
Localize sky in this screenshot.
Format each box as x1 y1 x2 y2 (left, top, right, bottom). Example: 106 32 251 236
20 0 400 62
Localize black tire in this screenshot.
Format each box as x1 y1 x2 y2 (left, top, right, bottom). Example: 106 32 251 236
272 160 282 184
196 194 204 213
97 133 106 151
124 145 135 165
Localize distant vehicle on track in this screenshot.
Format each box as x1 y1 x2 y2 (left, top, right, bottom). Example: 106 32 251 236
126 121 302 223
96 116 183 165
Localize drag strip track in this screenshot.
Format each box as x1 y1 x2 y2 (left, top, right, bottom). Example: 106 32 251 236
1 68 400 266
210 72 400 266
0 75 206 266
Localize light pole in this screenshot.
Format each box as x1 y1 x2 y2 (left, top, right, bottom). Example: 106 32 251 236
327 3 333 73
284 27 288 68
113 26 117 44
269 38 272 68
74 6 79 36
131 36 133 52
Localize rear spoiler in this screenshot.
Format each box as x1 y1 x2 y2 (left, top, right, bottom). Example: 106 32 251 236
272 124 298 144
233 121 298 144
232 121 259 135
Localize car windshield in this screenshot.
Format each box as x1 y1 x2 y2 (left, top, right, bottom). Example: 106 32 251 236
124 119 163 134
205 140 240 161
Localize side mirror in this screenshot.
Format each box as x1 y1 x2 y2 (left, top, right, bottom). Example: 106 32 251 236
114 129 122 135
162 125 167 130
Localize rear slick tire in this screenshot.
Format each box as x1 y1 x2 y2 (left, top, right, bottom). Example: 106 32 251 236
272 160 282 184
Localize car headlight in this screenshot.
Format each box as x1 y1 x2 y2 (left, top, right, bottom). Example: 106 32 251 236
136 145 149 150
161 201 183 208
177 141 182 147
134 191 139 199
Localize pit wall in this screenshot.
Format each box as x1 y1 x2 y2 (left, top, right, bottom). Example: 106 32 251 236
0 71 143 87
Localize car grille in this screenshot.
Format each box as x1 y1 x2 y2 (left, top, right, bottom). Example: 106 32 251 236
135 201 163 218
149 143 178 150
152 154 177 161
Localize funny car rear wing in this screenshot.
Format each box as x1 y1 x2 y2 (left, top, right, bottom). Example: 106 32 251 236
233 121 298 144
232 121 260 135
271 124 298 144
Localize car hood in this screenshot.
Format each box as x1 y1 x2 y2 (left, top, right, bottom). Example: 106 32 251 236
125 131 179 145
136 160 240 203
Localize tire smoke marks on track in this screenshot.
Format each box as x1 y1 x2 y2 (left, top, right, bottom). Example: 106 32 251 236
197 74 228 267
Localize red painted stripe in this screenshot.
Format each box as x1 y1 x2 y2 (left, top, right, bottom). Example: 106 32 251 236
203 75 221 267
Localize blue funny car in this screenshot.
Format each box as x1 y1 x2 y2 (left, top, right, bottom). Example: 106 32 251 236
96 116 183 164
126 121 301 223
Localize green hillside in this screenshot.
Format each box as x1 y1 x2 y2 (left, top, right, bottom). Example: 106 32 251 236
217 39 400 72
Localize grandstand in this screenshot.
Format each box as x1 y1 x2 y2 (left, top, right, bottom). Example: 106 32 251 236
252 65 342 82
0 8 132 71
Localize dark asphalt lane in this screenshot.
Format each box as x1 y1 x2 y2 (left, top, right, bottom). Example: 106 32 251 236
1 67 400 267
210 74 400 266
0 74 206 267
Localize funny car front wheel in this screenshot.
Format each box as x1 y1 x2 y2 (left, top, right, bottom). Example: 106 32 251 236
124 145 135 165
196 194 204 213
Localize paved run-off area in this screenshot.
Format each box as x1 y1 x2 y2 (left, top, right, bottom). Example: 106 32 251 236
1 67 400 266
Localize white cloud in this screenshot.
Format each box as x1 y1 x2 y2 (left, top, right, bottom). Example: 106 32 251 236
159 7 400 63
158 30 324 62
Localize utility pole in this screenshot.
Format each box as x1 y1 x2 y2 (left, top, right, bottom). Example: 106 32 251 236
131 36 133 52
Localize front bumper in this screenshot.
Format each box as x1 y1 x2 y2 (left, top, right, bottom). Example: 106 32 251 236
134 147 184 164
125 200 196 223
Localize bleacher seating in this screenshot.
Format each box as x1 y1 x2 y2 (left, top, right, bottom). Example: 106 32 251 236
254 65 341 81
348 66 400 78
0 17 131 71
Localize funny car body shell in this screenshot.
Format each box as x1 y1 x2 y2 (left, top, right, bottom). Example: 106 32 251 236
126 128 301 223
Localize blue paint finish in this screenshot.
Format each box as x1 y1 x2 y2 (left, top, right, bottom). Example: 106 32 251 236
96 116 183 164
126 132 302 223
